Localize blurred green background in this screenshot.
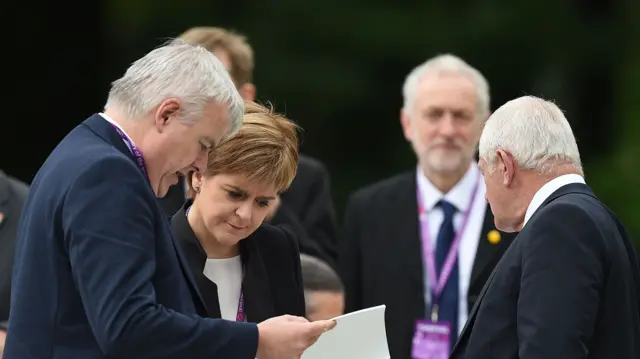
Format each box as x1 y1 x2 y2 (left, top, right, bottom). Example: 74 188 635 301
5 0 639 246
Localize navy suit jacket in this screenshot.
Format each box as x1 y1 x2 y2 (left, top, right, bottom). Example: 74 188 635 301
4 114 259 359
450 183 640 359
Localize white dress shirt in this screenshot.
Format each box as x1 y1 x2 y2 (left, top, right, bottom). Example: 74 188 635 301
522 174 586 228
417 162 487 334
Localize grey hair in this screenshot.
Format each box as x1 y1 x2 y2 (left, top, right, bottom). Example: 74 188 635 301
479 96 583 174
105 38 243 136
402 54 490 120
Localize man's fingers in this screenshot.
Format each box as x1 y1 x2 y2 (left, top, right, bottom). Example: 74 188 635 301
306 319 337 336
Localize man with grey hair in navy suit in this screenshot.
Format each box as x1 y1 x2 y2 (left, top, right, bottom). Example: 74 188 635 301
4 39 334 359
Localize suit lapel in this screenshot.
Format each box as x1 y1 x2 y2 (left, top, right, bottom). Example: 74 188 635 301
171 205 221 318
240 238 275 323
393 172 425 297
451 249 503 356
469 208 504 289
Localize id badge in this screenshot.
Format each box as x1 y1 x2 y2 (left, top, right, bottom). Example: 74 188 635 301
411 320 451 359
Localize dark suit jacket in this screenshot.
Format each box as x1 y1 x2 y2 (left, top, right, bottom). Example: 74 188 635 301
273 154 339 264
450 183 640 359
158 154 338 267
171 201 306 321
4 114 258 359
0 171 29 323
339 171 515 359
158 176 187 216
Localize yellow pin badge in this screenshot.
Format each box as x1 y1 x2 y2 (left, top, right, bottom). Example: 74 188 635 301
487 229 501 244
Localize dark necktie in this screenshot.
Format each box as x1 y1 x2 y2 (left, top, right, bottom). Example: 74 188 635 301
435 199 459 351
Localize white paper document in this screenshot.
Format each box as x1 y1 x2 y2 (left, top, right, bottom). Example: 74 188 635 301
302 305 390 359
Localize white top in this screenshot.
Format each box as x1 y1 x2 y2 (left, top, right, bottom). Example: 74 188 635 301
523 174 586 228
202 256 243 321
416 162 487 334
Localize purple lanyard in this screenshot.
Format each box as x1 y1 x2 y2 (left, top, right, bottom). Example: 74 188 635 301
185 206 247 322
112 125 149 182
236 291 246 322
416 171 481 320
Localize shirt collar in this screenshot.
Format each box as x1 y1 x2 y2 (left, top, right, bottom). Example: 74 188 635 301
99 112 136 152
416 162 481 213
522 173 586 228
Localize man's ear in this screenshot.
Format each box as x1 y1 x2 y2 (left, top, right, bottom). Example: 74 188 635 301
238 83 256 102
190 171 204 193
154 98 182 132
497 149 515 186
400 109 413 142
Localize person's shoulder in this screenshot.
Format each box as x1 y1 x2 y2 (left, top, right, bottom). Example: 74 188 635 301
251 223 294 250
526 189 611 245
538 189 603 223
248 224 300 270
294 154 331 187
298 154 328 174
5 174 29 199
43 127 136 182
348 171 414 205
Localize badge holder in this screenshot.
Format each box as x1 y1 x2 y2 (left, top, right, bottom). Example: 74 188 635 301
411 305 451 359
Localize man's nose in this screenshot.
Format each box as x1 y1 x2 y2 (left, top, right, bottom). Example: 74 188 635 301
439 114 456 136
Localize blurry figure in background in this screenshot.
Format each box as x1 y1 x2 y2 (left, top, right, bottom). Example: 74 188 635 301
0 170 29 357
171 101 306 323
339 55 516 358
300 254 344 321
159 26 339 267
450 96 640 359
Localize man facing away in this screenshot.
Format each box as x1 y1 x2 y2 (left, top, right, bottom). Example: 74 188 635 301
450 96 640 359
339 54 516 359
4 39 334 359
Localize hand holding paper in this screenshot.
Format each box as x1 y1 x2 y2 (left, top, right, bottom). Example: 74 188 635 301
256 315 336 359
302 305 390 359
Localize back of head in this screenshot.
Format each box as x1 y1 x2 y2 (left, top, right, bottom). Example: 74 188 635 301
179 27 254 85
299 254 343 293
187 101 299 197
479 95 582 173
105 38 244 135
402 54 490 119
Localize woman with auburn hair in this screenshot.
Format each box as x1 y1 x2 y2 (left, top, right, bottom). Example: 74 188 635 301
171 101 306 322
